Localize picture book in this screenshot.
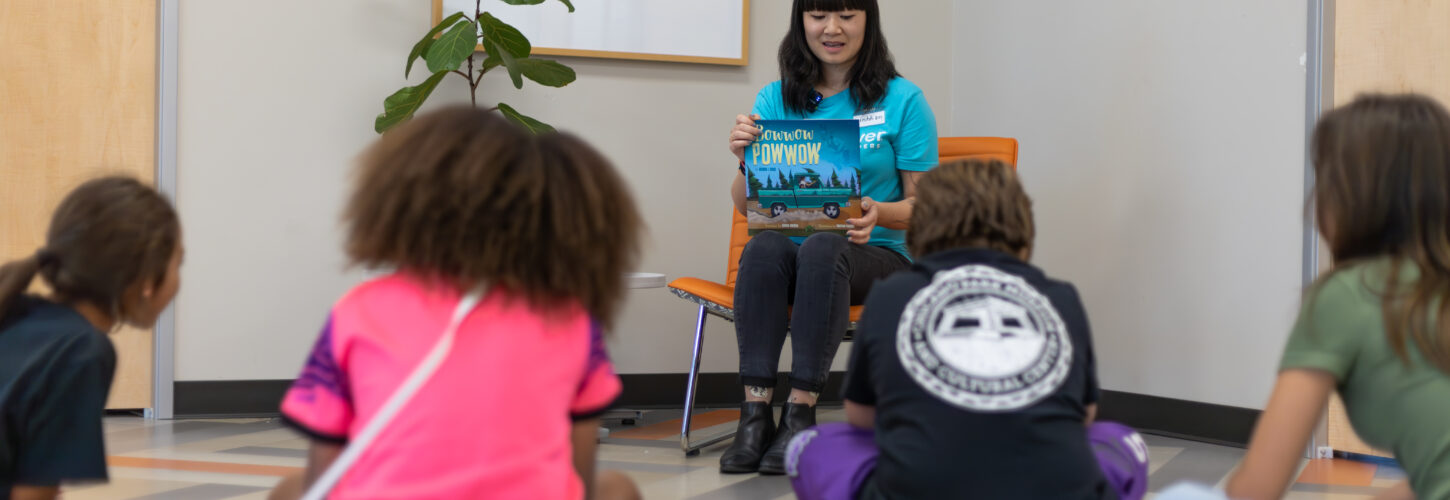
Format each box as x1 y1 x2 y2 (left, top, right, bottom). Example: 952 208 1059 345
743 119 863 237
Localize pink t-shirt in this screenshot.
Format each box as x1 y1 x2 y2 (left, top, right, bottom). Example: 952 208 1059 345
280 274 621 499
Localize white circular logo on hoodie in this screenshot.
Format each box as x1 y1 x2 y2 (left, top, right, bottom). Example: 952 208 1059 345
897 265 1072 412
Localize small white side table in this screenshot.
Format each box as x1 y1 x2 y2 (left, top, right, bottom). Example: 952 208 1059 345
624 272 667 290
597 272 667 440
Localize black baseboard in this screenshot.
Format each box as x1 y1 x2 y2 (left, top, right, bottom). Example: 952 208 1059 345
1097 390 1260 447
174 380 292 418
171 374 849 418
173 376 1261 447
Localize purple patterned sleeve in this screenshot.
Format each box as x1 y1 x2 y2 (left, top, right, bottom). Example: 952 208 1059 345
571 319 621 420
280 315 354 441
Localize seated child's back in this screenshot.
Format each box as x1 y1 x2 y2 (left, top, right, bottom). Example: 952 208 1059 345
794 159 1146 500
275 107 643 499
847 247 1106 498
282 275 619 498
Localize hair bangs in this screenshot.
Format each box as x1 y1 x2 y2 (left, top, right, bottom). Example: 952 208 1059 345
797 0 872 12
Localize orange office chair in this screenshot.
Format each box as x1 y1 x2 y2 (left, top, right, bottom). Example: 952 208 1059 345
937 135 1019 164
667 137 1019 455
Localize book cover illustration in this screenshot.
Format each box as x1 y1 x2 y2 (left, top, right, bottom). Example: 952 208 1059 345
744 119 863 237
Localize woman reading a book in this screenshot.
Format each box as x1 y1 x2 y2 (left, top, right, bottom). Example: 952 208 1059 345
721 0 939 475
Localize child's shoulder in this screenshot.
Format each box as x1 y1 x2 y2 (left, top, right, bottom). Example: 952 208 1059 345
347 275 595 331
868 268 934 306
912 255 1085 313
859 268 933 336
1009 267 1086 317
1036 273 1082 301
2 297 110 350
324 273 444 331
334 272 442 309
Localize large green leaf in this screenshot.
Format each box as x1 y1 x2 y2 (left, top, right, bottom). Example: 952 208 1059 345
425 20 479 74
406 11 466 78
480 37 523 89
374 71 449 133
478 12 530 58
498 102 554 134
516 58 576 87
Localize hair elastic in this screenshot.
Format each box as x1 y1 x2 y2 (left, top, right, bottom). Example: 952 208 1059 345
34 248 57 267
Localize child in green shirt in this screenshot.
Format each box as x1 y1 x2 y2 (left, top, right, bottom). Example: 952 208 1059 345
1227 93 1450 500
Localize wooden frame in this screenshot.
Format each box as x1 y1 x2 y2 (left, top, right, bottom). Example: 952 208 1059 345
432 0 750 66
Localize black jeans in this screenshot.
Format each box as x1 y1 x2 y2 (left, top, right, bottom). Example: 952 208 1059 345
734 231 910 392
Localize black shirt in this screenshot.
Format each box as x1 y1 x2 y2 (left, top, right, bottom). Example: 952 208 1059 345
0 296 116 497
844 248 1110 499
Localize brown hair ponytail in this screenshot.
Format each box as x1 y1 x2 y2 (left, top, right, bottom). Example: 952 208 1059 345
0 254 44 321
0 176 180 323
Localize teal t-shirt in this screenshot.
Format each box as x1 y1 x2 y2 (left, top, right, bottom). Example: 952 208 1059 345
751 77 939 258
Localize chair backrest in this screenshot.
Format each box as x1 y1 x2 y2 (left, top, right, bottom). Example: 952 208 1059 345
724 136 1018 286
938 136 1018 166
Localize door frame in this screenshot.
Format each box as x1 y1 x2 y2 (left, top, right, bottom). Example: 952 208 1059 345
151 0 181 419
1303 0 1334 457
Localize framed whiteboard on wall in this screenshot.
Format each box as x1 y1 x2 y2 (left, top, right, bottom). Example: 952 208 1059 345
434 0 749 66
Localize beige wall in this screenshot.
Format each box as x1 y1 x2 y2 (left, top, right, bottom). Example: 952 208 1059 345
949 1 1309 409
175 0 953 380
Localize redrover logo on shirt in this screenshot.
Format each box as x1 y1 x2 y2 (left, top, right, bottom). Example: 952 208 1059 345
855 110 887 150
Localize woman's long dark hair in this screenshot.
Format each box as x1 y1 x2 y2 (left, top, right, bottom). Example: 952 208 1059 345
1312 93 1450 374
779 0 898 114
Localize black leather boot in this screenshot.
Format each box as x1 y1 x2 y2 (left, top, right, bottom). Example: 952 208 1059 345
719 402 775 473
757 402 815 475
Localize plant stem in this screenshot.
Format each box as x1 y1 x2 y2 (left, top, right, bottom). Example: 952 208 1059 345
471 0 484 107
466 55 476 107
454 65 477 107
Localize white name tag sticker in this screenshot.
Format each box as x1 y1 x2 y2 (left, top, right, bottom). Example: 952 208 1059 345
854 110 886 127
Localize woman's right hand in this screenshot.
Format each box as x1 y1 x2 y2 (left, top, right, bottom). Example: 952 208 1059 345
729 114 762 164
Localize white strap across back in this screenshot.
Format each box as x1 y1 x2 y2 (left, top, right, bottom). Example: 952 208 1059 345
299 287 486 500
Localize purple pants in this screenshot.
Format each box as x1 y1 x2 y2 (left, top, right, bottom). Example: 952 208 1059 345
786 421 1150 500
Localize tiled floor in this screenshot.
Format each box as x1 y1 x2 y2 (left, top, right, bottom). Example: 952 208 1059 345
66 410 1403 499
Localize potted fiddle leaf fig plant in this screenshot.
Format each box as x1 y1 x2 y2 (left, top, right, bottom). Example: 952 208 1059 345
376 0 576 134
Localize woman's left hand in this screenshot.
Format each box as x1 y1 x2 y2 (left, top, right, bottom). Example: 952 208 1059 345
846 197 878 245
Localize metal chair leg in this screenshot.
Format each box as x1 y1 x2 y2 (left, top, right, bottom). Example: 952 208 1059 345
681 305 707 455
680 305 736 455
